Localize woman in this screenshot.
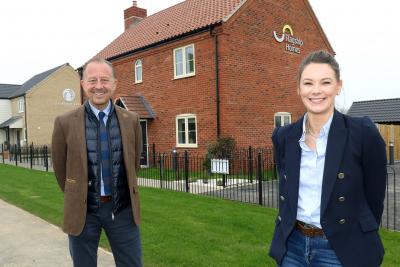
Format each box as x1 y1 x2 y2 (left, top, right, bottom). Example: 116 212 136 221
269 50 387 267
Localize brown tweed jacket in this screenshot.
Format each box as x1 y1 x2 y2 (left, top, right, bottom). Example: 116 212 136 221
51 104 142 236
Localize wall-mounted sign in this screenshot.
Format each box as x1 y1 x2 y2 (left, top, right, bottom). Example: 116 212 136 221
273 24 304 54
62 88 76 102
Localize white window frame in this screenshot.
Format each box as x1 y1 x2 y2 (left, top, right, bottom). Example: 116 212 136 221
173 44 195 79
18 98 24 113
135 59 142 83
274 112 291 127
176 114 198 148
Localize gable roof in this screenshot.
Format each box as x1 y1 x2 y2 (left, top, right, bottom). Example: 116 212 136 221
0 84 21 99
115 95 156 119
10 64 67 98
347 98 400 123
97 0 245 60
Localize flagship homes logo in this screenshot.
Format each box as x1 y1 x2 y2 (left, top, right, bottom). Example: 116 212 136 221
273 24 304 54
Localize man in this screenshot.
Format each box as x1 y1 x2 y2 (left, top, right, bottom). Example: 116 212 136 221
52 58 142 267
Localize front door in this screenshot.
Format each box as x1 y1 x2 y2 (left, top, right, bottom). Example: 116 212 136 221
140 120 148 167
16 130 20 147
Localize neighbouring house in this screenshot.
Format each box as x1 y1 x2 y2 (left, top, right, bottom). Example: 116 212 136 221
90 0 334 163
348 98 400 161
0 63 81 147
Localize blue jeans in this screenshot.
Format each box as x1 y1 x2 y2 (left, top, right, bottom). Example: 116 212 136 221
69 202 142 267
280 229 343 267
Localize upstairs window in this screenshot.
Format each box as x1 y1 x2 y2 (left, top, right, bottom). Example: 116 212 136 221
274 112 291 127
18 98 24 113
135 59 142 83
173 44 195 79
176 114 197 147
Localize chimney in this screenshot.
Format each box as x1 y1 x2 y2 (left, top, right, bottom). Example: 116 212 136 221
124 1 147 30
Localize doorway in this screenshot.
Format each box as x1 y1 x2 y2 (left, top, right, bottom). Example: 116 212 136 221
140 120 148 167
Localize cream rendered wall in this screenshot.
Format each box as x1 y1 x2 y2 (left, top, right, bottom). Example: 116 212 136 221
25 64 81 145
0 98 11 144
0 99 12 123
0 99 12 143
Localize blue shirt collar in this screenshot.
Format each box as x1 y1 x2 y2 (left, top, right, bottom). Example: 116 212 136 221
300 112 334 140
88 100 111 118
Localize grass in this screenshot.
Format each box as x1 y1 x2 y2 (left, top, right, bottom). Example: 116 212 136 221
0 164 399 266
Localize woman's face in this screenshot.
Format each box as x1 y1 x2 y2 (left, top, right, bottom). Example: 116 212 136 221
298 63 342 117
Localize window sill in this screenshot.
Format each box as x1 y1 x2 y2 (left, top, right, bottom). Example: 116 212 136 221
176 144 198 148
173 73 195 80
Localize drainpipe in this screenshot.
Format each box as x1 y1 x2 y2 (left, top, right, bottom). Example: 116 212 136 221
213 29 221 139
23 95 28 146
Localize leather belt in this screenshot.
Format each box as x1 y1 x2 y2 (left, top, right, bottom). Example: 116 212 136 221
100 196 112 203
295 220 325 237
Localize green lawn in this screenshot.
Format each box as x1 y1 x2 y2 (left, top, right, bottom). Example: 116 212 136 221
0 164 399 266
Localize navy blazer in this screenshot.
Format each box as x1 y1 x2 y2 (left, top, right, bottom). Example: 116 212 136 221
269 110 387 267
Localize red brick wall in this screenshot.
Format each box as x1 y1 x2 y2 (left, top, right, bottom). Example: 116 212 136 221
112 32 218 155
217 0 333 148
111 0 333 155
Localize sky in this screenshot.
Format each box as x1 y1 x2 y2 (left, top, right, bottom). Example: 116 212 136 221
1 0 399 109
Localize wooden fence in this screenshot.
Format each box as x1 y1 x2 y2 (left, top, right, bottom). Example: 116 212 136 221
377 124 400 161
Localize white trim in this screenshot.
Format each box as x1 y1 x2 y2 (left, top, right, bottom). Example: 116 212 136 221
173 44 196 79
175 114 198 148
135 59 143 83
274 112 291 127
115 97 128 110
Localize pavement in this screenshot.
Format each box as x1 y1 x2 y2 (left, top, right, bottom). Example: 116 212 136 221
0 199 115 267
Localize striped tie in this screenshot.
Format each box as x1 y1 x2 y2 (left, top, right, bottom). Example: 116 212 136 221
98 112 112 196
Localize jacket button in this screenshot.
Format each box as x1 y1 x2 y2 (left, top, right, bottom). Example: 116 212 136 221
337 172 345 179
284 174 287 180
280 195 285 201
339 219 346 224
278 216 282 221
338 196 345 202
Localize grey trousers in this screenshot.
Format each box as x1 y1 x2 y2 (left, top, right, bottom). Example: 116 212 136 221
68 202 142 267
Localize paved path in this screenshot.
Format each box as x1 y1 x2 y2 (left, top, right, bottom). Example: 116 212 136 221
0 199 115 267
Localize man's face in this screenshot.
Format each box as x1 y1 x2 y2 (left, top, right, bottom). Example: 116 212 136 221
81 62 117 110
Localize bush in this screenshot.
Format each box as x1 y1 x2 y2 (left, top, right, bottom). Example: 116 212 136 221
207 136 236 158
203 136 236 172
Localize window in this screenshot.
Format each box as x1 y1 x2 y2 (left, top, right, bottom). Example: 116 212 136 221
18 98 24 113
176 114 197 147
135 59 142 83
274 112 291 127
173 44 195 79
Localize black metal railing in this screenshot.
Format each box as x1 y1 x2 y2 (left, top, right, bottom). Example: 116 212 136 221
0 143 51 171
382 165 398 231
138 147 279 208
0 143 398 231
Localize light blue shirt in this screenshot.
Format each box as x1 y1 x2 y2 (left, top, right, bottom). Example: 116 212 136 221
87 100 111 125
88 100 111 196
297 113 333 228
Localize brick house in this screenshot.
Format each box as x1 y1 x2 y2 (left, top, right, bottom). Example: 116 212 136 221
92 0 333 164
0 64 80 147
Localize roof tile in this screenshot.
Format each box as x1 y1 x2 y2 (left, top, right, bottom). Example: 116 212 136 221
116 95 155 119
97 0 245 59
347 98 400 123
